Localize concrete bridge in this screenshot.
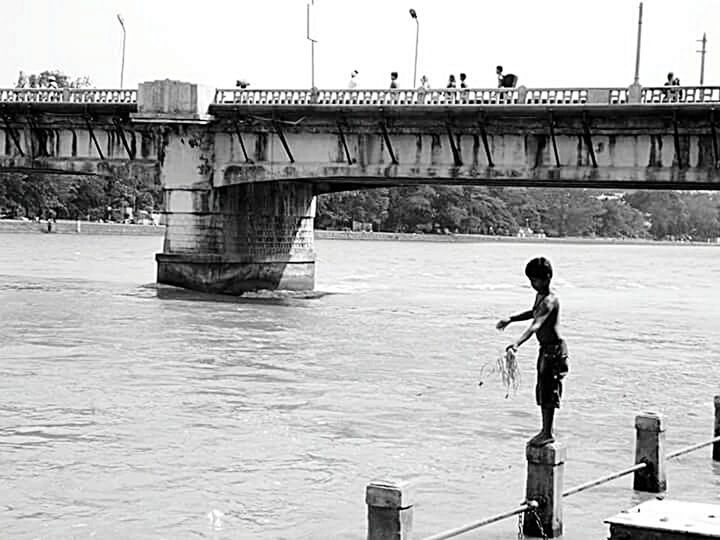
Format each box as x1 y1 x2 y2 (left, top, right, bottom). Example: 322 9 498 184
2 80 720 294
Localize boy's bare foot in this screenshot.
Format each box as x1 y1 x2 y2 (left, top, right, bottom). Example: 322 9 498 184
527 431 544 446
530 434 555 447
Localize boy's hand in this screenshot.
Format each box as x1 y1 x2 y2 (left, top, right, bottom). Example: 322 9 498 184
496 318 511 331
506 343 518 352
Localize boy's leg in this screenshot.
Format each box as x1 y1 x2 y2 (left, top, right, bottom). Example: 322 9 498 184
540 406 555 440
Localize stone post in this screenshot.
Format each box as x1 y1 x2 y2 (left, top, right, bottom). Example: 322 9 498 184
627 83 643 104
713 396 720 461
366 481 413 540
633 413 666 492
524 442 565 538
516 85 528 104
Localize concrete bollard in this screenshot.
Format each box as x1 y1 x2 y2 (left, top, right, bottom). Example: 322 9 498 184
524 442 566 538
713 396 720 462
633 412 666 492
366 480 413 540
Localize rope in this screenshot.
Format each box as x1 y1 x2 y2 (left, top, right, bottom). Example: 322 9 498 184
421 500 538 540
667 434 720 460
562 462 646 497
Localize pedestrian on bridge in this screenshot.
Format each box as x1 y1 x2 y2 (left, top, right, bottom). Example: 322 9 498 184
446 74 457 88
496 65 518 88
389 72 399 89
664 72 681 102
348 70 359 89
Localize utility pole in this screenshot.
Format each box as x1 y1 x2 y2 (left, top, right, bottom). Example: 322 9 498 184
633 2 643 85
697 33 707 85
306 0 317 89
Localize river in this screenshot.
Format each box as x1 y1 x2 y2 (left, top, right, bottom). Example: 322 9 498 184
1 233 719 539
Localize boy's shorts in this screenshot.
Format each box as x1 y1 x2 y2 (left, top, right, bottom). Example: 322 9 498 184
535 340 569 409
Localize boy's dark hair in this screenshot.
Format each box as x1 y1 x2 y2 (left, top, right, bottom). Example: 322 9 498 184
460 73 466 79
391 71 398 78
496 65 503 73
525 257 553 280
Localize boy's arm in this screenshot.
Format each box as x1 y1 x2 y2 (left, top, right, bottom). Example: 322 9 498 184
508 298 553 350
496 309 533 330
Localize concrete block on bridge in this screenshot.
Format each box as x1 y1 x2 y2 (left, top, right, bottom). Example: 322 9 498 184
136 79 214 122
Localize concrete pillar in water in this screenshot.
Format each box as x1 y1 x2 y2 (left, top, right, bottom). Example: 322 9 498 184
366 481 414 540
137 80 316 293
157 181 315 293
633 412 666 492
524 442 565 538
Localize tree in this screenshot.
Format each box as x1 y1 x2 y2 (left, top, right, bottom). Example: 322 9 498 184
625 191 689 239
16 69 92 89
596 198 648 238
384 186 436 232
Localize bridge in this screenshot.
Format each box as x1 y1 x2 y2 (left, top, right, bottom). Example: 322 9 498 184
1 80 719 294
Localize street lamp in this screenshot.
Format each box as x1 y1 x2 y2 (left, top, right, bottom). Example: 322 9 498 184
307 1 317 89
409 8 419 88
117 14 126 88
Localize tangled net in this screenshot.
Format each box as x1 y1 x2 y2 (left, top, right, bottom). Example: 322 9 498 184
478 347 521 398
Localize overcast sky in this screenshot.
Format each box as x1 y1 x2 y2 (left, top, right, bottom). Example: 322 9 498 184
1 0 717 90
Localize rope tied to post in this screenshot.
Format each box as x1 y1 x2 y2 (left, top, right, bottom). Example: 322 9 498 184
517 499 548 540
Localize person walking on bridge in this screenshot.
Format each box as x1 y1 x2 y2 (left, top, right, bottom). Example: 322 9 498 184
389 72 399 89
348 70 359 89
496 65 518 88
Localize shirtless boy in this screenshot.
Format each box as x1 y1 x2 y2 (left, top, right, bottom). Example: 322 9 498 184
496 257 569 447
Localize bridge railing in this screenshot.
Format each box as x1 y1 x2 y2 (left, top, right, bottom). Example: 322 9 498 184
641 85 720 103
213 87 637 106
0 88 137 104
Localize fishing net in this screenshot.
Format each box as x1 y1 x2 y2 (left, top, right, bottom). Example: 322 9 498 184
478 347 521 398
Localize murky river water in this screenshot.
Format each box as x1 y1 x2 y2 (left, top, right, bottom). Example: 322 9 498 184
1 233 720 539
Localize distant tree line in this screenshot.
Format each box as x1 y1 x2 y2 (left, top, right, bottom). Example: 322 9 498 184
3 177 720 240
0 174 161 222
15 69 92 89
316 187 720 241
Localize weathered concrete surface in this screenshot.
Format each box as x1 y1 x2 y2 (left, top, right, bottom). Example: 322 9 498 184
606 499 720 540
211 105 720 191
365 481 414 540
0 113 161 178
525 441 566 538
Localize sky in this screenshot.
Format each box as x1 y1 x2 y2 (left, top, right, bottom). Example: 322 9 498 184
1 0 717 91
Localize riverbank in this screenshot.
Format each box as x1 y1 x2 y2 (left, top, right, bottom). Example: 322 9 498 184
0 219 163 236
1 220 717 247
315 229 720 247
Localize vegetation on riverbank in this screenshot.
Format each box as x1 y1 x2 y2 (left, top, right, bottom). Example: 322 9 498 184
316 187 720 241
2 172 720 242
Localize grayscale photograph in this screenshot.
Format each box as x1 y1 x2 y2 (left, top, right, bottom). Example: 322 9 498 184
1 1 719 538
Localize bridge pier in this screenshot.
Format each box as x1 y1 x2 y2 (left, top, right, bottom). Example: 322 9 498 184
156 181 315 294
134 80 316 294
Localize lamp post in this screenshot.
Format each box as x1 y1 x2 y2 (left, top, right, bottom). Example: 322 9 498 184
409 9 419 88
307 1 317 89
633 2 643 85
117 14 126 88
